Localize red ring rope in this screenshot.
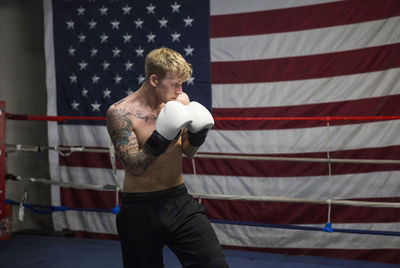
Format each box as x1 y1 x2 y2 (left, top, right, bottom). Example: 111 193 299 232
5 112 400 122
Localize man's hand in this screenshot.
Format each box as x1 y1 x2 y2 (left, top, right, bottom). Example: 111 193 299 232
186 102 214 147
144 101 192 156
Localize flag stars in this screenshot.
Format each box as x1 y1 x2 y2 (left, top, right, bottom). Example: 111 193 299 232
159 17 168 28
112 47 122 57
78 33 86 43
122 5 132 15
103 88 112 98
68 46 75 56
146 4 156 14
70 100 80 111
102 60 110 70
134 18 144 29
184 45 194 56
123 33 132 43
135 47 144 57
187 76 195 85
125 88 134 96
69 73 78 84
66 20 75 29
91 102 101 112
81 88 88 97
100 33 109 43
171 31 181 42
89 20 97 30
137 74 145 85
114 74 122 84
184 16 194 27
78 60 88 70
146 32 156 43
90 47 98 57
99 6 108 16
111 20 120 30
125 61 133 71
171 2 181 13
91 74 100 84
77 6 85 16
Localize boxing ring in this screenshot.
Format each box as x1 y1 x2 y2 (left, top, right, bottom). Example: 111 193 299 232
1 102 400 266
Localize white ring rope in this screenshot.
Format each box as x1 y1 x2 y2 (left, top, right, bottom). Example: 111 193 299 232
8 174 116 191
5 143 400 209
189 192 400 208
6 174 400 209
6 143 400 164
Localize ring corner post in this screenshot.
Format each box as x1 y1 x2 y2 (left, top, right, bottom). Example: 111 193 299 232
0 101 6 232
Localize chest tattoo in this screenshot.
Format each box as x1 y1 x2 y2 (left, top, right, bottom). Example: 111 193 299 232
134 113 157 122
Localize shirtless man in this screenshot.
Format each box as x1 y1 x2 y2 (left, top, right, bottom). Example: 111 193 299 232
106 47 229 267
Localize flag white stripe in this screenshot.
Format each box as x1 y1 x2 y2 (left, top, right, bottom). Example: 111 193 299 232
211 16 400 62
212 68 400 108
210 0 340 16
202 121 400 154
53 210 400 250
59 166 124 186
184 171 400 200
59 166 400 200
212 222 400 249
54 211 117 234
57 120 400 154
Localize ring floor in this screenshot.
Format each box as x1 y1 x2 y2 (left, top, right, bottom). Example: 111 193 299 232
0 233 398 268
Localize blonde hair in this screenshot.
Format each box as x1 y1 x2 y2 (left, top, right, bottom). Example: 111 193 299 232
145 47 192 81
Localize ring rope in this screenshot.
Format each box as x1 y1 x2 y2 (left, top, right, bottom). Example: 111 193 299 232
190 192 400 208
6 144 400 165
6 173 400 209
6 112 400 122
4 198 400 236
193 153 400 164
6 174 117 191
210 219 400 237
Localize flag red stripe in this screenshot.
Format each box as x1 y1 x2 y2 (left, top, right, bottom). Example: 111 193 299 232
59 187 400 224
212 95 400 130
210 0 400 38
211 44 400 84
59 145 400 177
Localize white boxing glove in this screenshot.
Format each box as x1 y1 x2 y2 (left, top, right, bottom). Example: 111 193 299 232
186 101 214 147
156 101 192 140
144 101 192 156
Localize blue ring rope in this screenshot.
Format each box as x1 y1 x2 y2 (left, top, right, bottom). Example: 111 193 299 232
5 199 399 237
210 219 400 237
5 199 120 215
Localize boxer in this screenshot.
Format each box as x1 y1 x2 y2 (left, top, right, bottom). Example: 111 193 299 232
106 47 229 268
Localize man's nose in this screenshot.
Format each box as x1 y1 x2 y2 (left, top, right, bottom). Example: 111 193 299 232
176 85 183 94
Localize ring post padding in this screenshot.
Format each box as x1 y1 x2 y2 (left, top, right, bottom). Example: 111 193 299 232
0 101 6 231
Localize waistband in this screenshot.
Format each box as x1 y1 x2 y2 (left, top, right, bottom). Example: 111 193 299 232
122 184 188 203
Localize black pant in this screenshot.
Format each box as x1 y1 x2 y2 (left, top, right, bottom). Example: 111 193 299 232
117 184 229 268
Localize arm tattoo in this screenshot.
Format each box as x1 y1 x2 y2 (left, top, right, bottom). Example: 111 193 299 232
106 107 157 176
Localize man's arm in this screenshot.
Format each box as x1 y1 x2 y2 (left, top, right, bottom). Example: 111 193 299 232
106 106 157 176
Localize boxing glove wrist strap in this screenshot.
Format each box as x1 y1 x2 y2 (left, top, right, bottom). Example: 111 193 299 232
188 128 209 147
144 130 171 156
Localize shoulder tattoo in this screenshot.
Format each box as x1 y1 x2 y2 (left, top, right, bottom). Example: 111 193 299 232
106 107 156 175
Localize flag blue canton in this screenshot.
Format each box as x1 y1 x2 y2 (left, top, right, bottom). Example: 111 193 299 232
52 0 211 125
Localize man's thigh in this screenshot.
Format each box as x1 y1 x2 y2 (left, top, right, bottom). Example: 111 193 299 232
166 198 228 267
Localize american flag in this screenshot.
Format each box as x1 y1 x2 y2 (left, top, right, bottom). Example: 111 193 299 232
44 0 400 264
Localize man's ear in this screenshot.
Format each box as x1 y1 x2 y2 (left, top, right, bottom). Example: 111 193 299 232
149 74 158 87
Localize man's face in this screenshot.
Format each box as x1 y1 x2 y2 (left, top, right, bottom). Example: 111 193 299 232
156 72 185 103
